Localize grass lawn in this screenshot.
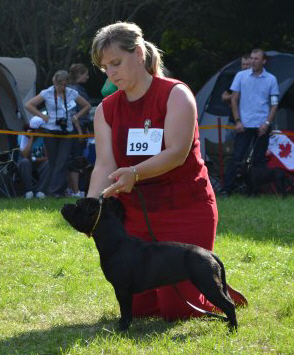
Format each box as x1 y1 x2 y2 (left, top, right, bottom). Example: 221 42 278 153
0 195 293 354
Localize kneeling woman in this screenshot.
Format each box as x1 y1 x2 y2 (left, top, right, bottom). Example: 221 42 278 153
87 22 245 319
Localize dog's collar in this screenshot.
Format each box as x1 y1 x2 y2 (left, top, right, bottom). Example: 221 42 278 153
88 199 103 238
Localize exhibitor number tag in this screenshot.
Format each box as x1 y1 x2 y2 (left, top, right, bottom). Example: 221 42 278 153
127 128 163 156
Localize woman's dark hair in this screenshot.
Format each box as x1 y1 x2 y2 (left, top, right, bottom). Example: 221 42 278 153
68 63 88 83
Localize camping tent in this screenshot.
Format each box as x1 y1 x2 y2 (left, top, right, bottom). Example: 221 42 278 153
0 57 36 151
196 51 294 158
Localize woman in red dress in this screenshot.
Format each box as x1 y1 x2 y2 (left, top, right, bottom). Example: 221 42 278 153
87 22 245 320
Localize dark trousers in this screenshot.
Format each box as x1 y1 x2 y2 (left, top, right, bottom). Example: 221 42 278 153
224 128 271 192
18 158 50 193
44 136 73 195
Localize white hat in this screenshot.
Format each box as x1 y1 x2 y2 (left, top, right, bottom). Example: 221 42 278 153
29 116 44 129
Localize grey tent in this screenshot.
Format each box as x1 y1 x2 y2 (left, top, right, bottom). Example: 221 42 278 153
0 57 36 151
196 51 294 158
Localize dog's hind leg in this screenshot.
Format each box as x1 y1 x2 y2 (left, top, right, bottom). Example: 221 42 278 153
212 255 230 298
114 288 133 331
195 277 238 330
195 275 238 331
187 258 237 330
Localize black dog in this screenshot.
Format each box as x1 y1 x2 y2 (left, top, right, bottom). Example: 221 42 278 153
236 162 292 197
61 197 237 331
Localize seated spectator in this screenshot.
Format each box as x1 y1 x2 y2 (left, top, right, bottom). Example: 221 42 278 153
18 117 50 199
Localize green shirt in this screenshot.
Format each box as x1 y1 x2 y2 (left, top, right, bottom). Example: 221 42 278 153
101 78 117 97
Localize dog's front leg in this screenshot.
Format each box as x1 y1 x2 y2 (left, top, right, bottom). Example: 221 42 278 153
114 287 133 331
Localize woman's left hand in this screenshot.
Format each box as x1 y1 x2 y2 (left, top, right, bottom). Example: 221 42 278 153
103 167 136 197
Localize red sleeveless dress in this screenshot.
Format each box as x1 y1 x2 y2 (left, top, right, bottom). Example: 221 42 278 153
102 76 219 320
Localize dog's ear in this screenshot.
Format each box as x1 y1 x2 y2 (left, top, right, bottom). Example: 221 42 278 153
105 197 125 222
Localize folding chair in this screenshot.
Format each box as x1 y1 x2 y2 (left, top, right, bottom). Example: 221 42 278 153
0 148 20 198
204 138 235 193
204 138 233 179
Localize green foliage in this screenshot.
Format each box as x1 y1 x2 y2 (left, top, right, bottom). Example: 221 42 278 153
0 195 293 354
1 0 294 95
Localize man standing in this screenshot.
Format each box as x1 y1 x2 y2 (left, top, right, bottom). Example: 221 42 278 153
221 54 252 141
222 49 279 195
222 54 252 107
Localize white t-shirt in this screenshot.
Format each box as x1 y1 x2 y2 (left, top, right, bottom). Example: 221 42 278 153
40 86 79 132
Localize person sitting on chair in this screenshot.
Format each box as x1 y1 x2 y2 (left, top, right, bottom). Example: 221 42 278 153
18 117 50 199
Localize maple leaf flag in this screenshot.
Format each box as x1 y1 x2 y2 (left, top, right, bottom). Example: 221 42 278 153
268 131 294 171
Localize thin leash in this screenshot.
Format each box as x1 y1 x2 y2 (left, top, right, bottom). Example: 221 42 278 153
88 195 104 238
133 186 229 322
245 133 262 167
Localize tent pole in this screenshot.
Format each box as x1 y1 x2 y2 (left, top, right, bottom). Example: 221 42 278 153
217 117 224 186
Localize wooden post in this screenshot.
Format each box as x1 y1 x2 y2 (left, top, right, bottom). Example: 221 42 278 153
217 117 224 186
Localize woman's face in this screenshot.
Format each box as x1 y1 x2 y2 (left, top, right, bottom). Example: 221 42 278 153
100 43 142 92
54 80 67 93
77 70 89 84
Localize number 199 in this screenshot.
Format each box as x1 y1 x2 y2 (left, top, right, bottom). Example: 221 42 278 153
130 142 148 151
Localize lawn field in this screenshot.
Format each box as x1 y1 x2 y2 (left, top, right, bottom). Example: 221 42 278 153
0 195 293 354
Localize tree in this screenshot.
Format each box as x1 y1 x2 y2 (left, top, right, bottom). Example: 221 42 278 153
1 0 294 95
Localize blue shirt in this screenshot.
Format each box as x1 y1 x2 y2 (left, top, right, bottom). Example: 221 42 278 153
18 135 45 160
230 68 279 127
40 86 79 132
67 83 91 124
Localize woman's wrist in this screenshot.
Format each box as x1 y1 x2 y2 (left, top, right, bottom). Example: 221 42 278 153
130 166 139 182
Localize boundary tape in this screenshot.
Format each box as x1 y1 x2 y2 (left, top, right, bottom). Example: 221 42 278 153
0 127 293 138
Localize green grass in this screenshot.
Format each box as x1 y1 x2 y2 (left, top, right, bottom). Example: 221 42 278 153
0 195 293 355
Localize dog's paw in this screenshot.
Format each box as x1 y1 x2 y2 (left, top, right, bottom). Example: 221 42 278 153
118 318 131 331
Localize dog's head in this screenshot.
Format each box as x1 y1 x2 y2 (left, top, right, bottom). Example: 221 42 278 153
236 161 250 179
61 196 125 236
61 197 102 236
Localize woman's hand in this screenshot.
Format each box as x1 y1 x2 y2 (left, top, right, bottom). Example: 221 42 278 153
42 114 49 122
103 167 137 197
235 120 245 133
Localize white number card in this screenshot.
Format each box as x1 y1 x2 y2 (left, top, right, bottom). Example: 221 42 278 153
66 100 77 111
127 128 163 156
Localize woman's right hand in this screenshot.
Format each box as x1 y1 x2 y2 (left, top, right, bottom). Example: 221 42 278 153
103 167 137 197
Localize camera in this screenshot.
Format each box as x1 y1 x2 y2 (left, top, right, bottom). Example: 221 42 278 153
55 117 68 132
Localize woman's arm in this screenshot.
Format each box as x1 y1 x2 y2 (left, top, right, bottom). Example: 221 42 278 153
73 96 92 135
20 135 33 159
74 96 92 120
103 84 196 197
87 103 118 198
25 95 49 122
